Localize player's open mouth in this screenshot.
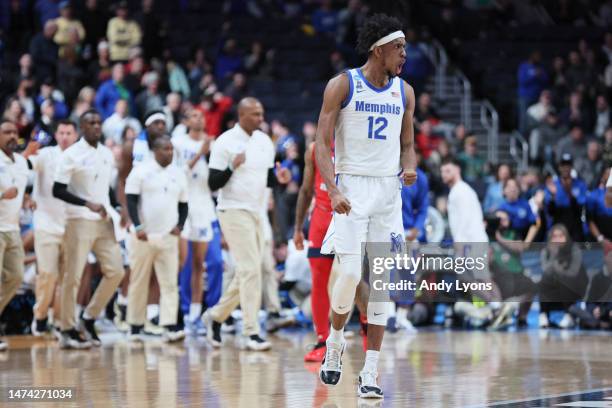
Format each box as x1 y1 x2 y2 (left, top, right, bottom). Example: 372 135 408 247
397 61 405 75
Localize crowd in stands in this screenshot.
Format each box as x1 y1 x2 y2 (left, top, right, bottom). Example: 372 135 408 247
0 0 610 338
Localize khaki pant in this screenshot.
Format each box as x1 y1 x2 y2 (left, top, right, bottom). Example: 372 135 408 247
33 230 63 320
0 231 25 315
209 209 264 336
60 219 124 330
261 239 281 313
127 233 179 326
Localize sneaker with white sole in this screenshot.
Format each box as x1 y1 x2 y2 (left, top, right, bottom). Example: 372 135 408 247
52 326 62 341
489 303 517 331
128 325 147 343
266 311 295 332
539 312 549 328
144 321 164 336
31 318 49 337
319 340 346 386
202 311 222 348
80 317 101 347
358 370 384 399
396 317 418 333
242 334 271 351
162 329 186 343
186 319 206 336
59 329 91 349
221 315 236 334
558 313 574 329
0 339 7 351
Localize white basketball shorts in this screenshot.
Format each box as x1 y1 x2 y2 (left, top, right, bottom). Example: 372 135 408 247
321 174 404 255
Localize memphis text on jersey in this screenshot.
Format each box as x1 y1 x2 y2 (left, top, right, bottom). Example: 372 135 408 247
354 101 402 116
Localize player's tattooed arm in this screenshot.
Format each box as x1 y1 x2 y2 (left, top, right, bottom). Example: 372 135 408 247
315 73 351 214
293 143 315 250
400 80 417 186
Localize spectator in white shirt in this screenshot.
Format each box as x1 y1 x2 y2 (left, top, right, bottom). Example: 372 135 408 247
441 158 500 307
25 119 79 337
102 99 142 146
526 89 553 130
0 120 29 351
441 158 488 243
125 135 189 343
52 109 125 349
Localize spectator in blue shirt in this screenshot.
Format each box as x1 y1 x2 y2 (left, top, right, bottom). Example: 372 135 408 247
498 178 538 240
215 38 243 83
35 79 68 119
586 167 612 243
95 63 133 120
544 153 587 241
312 0 338 35
401 167 429 243
517 51 548 135
483 163 512 213
401 30 432 97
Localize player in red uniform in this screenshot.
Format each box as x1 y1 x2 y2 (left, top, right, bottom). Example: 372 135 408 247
294 142 367 362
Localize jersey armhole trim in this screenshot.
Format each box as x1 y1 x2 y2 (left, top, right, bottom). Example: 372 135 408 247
340 70 354 109
400 79 407 111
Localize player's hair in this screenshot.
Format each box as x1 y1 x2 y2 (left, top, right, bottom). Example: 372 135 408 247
55 119 77 132
356 13 404 55
440 157 461 168
0 118 16 127
79 108 100 122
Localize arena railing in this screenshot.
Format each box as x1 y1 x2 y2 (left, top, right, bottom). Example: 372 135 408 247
480 100 499 164
424 39 448 100
455 72 472 131
510 130 529 172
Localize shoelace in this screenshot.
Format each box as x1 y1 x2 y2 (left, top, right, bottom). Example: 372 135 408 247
360 371 378 388
324 343 342 370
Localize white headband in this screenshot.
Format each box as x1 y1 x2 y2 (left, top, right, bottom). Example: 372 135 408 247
369 30 405 51
145 112 166 127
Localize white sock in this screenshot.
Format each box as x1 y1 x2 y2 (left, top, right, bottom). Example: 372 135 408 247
397 307 408 322
387 302 397 318
146 304 160 321
117 294 128 306
363 350 380 373
75 304 83 323
328 326 344 344
189 303 202 322
82 310 94 320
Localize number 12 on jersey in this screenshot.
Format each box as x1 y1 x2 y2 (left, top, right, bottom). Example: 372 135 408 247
367 116 388 140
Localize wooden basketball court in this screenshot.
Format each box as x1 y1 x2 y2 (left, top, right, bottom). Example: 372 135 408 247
1 328 611 407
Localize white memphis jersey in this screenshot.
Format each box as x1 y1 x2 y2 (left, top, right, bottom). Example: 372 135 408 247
172 136 217 224
334 68 405 177
133 130 154 167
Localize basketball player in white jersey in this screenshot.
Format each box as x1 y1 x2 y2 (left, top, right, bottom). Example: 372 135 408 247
316 14 417 398
171 108 216 333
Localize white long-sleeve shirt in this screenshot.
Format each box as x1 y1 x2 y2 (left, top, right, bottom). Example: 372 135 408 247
448 180 488 243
